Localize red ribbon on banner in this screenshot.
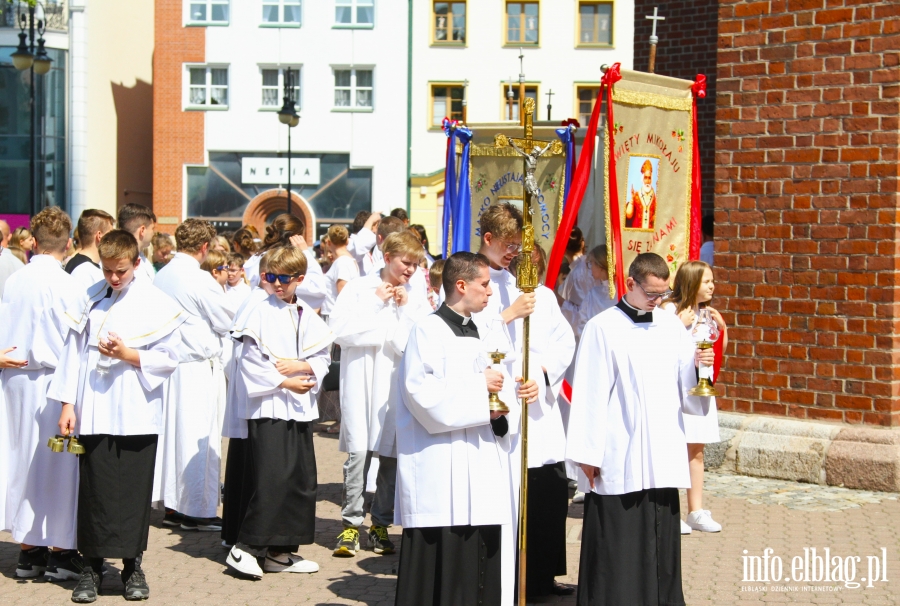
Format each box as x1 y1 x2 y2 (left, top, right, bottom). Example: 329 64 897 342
545 63 622 292
689 75 705 260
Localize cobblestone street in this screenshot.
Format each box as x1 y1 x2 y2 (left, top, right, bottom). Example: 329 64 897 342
1 433 898 605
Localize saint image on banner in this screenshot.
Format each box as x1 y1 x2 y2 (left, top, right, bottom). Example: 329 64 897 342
625 156 659 231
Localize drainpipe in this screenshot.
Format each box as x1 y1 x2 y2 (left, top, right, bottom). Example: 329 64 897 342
405 0 413 216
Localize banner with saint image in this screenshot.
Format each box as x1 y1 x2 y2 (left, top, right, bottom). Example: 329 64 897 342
604 71 699 291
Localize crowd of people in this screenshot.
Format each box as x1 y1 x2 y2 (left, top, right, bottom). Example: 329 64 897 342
0 200 724 605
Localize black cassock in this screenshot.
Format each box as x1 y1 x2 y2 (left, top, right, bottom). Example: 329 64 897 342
576 488 684 606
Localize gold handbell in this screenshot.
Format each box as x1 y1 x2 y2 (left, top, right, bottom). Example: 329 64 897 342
66 436 86 455
488 350 510 413
47 435 66 453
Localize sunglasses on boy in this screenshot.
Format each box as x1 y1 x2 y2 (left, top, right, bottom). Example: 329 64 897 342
263 272 301 285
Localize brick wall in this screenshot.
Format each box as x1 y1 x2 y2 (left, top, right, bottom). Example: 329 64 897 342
633 0 718 215
716 0 900 425
152 0 205 231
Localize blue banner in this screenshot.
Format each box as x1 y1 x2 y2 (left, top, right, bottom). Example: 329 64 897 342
556 124 577 211
451 127 473 254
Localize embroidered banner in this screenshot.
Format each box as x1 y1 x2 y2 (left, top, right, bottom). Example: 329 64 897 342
604 71 698 292
466 142 566 257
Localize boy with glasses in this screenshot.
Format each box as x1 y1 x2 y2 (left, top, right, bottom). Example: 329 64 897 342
566 252 713 605
153 219 237 533
226 247 334 578
224 252 251 306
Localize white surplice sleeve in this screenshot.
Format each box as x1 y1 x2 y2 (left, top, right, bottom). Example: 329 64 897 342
385 295 431 358
297 250 327 305
46 328 87 405
330 286 388 348
565 318 615 469
240 340 289 398
348 227 376 266
538 289 576 404
402 323 490 435
197 277 236 336
136 329 182 392
305 345 330 396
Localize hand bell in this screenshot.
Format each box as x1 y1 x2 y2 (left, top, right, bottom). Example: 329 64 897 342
47 435 65 453
66 436 86 455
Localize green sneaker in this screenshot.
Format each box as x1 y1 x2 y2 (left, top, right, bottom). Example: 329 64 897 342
333 527 360 557
368 525 395 555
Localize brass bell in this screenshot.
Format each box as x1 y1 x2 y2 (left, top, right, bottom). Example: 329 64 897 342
66 436 86 456
487 351 510 414
47 435 65 453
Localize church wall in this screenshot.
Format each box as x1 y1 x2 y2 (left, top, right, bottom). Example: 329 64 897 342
715 0 900 426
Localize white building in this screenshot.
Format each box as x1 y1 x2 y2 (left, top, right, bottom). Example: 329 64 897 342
409 0 634 246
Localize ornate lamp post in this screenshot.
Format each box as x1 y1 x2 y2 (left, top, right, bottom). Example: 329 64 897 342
10 0 53 217
277 67 299 215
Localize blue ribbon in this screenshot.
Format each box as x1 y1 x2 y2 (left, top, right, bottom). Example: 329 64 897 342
451 127 473 254
556 125 576 211
442 120 458 258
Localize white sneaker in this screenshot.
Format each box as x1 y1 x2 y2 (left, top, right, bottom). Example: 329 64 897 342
263 552 319 574
680 519 692 535
572 491 585 504
226 545 263 579
686 509 722 533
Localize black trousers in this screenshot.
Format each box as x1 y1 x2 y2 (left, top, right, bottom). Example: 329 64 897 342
77 434 158 559
237 418 317 551
525 461 569 596
221 437 252 547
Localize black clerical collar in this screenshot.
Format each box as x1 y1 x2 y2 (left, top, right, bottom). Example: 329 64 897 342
617 297 653 324
436 303 480 338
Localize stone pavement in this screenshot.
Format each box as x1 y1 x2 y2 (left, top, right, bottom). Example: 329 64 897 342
1 433 899 604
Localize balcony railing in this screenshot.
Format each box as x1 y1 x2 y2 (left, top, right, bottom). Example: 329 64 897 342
1 1 68 33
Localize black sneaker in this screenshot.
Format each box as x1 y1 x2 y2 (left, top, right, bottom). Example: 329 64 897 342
45 550 85 582
162 509 185 527
71 568 102 603
122 567 150 601
180 516 223 532
367 525 395 555
16 546 49 578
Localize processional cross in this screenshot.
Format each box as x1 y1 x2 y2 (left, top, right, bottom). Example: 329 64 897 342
492 95 558 606
646 6 665 73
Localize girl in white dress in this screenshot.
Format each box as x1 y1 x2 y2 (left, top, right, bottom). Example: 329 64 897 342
321 225 359 318
662 260 728 534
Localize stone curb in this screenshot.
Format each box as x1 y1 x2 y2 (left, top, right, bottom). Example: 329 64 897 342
704 412 900 492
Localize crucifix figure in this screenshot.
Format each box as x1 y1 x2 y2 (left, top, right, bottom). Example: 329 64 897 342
545 89 554 121
646 7 665 73
510 139 551 205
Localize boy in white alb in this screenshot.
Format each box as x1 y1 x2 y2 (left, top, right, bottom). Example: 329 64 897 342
65 209 115 289
394 252 513 605
226 247 334 578
328 231 432 557
51 230 186 602
1 207 82 581
117 203 157 284
153 219 236 531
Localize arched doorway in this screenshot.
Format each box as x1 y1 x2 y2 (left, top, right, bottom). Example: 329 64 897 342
242 189 316 244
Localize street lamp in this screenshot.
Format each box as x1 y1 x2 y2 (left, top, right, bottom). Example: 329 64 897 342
11 1 53 218
277 67 299 215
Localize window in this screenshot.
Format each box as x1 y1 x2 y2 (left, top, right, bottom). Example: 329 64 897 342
187 66 229 108
576 86 600 125
335 0 374 27
334 69 374 109
433 2 466 44
262 0 301 25
505 1 538 45
431 84 464 127
261 68 301 109
188 0 228 24
502 84 538 121
578 1 612 45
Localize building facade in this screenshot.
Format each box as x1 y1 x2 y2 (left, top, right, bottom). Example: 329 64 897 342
154 0 409 238
410 0 635 245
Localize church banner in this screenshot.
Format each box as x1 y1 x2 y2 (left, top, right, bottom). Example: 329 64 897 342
604 70 701 293
467 139 567 257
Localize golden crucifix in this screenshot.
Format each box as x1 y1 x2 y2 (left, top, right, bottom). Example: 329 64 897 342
492 95 558 605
